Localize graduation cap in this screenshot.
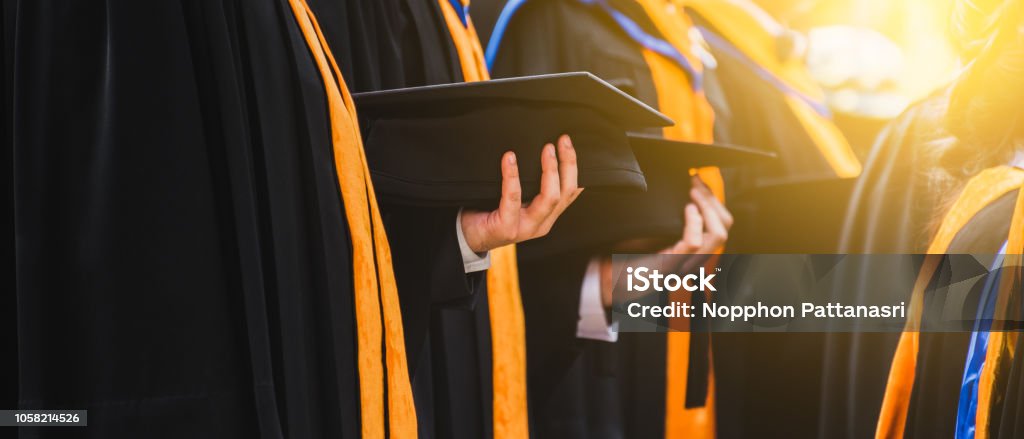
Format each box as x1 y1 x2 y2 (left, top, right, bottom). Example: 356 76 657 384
627 133 776 169
353 72 673 208
518 134 776 261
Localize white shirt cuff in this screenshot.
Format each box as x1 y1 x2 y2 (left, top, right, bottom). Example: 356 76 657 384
456 208 491 273
576 257 619 342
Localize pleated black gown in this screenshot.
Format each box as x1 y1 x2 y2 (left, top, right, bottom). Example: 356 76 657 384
9 0 373 437
481 1 688 437
817 89 953 439
302 1 494 438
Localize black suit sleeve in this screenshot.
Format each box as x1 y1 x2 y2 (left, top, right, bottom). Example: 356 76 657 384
382 205 486 367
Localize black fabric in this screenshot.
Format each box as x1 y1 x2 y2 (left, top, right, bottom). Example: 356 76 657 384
680 8 855 255
361 103 645 208
686 292 710 409
817 90 953 439
306 0 462 90
686 11 840 189
681 8 855 438
10 0 372 437
486 0 688 261
480 2 698 438
302 1 494 438
485 1 845 437
487 0 661 103
836 89 953 255
471 0 503 46
996 329 1024 439
517 252 634 439
904 189 1018 439
2 0 17 412
833 111 893 162
516 253 591 421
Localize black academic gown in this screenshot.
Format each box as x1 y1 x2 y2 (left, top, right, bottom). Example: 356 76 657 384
483 1 689 437
2 0 17 413
680 6 855 439
817 89 953 439
303 1 493 438
9 0 372 437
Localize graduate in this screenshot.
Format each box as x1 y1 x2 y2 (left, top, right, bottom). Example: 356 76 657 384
817 84 955 439
645 1 864 436
679 0 861 253
868 0 1024 437
665 2 888 436
303 1 587 438
9 1 410 436
8 0 576 437
819 1 1024 437
481 1 733 437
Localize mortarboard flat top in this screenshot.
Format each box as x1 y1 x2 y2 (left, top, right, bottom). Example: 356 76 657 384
627 133 777 169
354 73 675 208
353 72 673 129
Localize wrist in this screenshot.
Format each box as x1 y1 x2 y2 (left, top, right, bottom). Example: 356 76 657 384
460 210 489 253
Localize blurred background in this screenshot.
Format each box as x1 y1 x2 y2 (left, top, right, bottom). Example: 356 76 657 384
756 0 959 116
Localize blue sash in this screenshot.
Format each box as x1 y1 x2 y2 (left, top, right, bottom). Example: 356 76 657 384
955 243 1008 439
695 26 830 117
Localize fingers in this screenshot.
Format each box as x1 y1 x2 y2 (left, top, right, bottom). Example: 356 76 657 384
663 203 704 254
532 135 583 236
690 191 727 251
557 135 580 203
682 203 704 249
692 176 733 228
494 150 522 242
524 143 561 228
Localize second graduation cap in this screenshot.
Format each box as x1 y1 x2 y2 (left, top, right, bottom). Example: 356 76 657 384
518 134 776 261
353 72 673 208
625 134 776 169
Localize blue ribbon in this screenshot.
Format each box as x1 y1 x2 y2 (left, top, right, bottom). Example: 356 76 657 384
696 26 831 117
486 0 702 91
955 242 1008 439
485 0 528 68
579 0 702 91
449 0 469 27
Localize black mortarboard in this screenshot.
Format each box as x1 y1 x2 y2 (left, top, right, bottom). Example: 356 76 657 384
626 133 776 168
353 72 673 208
518 134 776 261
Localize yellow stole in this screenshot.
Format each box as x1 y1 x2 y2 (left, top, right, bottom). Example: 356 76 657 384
286 1 417 438
875 166 1024 439
634 1 717 437
684 0 861 178
438 1 530 438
